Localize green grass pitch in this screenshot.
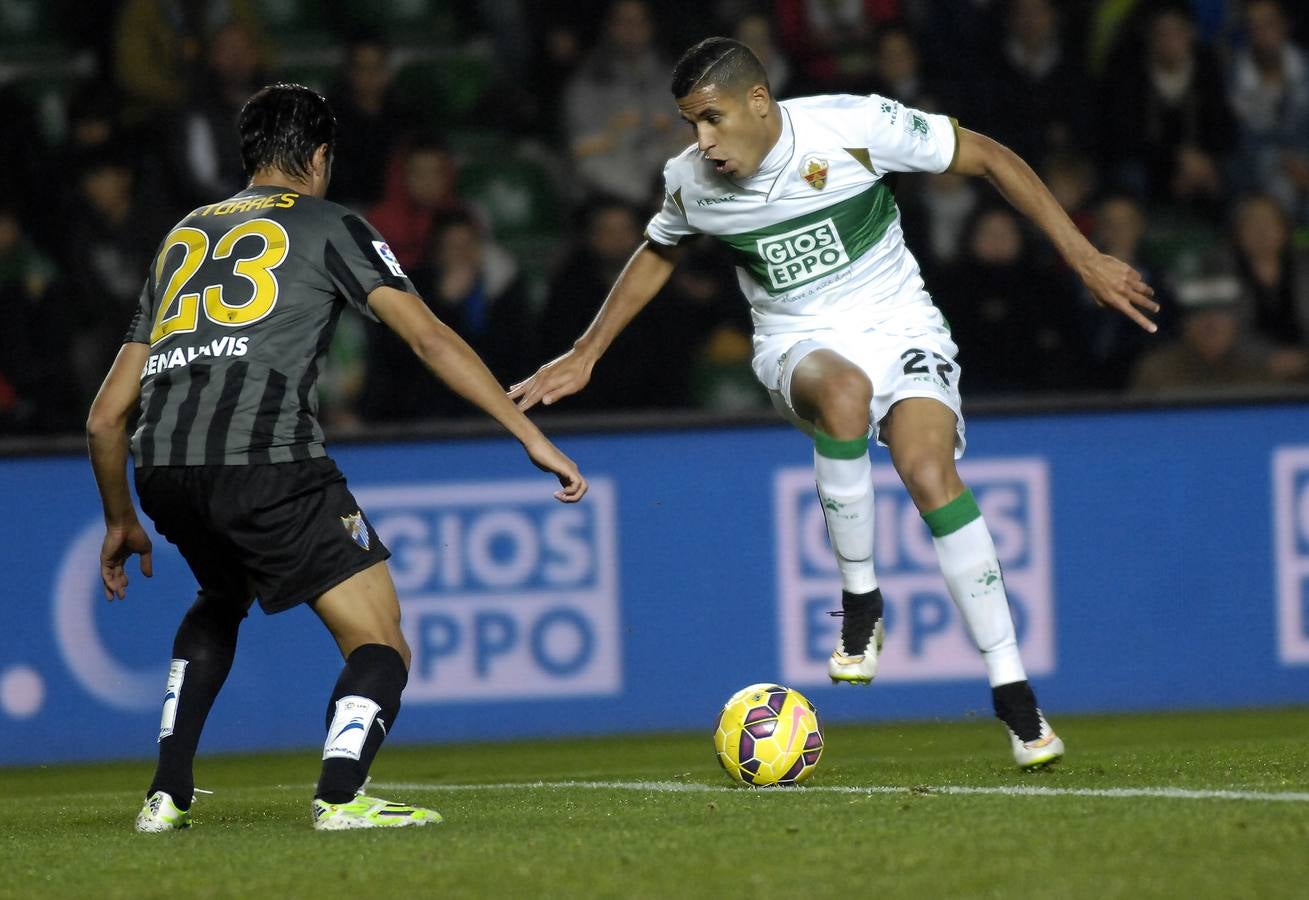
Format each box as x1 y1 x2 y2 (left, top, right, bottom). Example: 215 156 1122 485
2 707 1307 899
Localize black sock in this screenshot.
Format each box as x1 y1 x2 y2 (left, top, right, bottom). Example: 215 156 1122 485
842 587 884 621
992 680 1042 742
315 644 408 804
832 588 883 653
148 592 245 810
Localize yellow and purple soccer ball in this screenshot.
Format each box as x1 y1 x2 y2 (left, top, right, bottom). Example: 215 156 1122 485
713 683 823 786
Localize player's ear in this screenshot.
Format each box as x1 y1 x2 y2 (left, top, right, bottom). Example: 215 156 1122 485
311 143 332 176
748 84 770 117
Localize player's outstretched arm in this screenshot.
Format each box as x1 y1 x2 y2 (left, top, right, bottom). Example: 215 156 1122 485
87 341 154 600
368 286 587 503
508 240 682 411
949 127 1159 333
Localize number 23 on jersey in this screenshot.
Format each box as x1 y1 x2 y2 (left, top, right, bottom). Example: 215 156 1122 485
149 218 289 345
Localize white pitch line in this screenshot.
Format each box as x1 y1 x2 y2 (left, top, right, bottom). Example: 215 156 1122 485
34 781 1308 805
374 779 1309 804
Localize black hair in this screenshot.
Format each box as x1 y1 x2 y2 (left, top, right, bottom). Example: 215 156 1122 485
670 37 769 99
238 83 336 179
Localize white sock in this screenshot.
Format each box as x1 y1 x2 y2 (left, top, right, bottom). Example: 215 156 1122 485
927 492 1026 687
814 447 877 594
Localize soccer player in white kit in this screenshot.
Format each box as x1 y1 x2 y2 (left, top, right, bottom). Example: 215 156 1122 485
511 38 1159 768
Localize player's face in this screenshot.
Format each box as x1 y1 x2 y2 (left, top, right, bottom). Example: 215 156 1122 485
677 83 774 178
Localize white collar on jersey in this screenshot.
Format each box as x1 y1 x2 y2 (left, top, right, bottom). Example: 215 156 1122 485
728 106 795 199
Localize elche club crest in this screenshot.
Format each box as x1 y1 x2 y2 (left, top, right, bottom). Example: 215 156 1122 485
341 510 370 550
800 156 829 190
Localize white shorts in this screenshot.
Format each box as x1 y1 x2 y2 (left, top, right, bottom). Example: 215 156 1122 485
752 305 966 456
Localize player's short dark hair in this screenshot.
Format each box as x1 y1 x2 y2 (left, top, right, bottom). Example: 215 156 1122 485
238 83 337 180
670 37 769 99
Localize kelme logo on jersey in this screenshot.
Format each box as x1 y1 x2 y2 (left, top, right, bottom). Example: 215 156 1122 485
757 218 850 290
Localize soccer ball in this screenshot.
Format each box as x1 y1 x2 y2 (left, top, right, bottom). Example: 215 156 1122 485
713 683 823 786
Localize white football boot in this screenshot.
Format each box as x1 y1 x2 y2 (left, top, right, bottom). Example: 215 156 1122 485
828 589 885 685
1006 713 1065 769
135 790 193 832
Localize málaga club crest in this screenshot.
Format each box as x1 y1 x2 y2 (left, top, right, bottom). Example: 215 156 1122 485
341 510 370 550
801 156 829 190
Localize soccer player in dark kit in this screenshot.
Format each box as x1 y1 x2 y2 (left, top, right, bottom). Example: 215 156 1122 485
86 83 587 831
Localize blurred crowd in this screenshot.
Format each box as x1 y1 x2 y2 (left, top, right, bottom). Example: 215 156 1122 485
1 0 1308 436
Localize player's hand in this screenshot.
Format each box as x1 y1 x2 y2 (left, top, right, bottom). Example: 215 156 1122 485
508 350 594 411
100 520 153 601
524 436 588 503
1076 252 1159 333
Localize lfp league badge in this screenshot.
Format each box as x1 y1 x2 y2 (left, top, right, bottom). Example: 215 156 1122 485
340 510 371 550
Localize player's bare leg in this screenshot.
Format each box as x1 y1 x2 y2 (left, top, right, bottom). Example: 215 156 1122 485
311 560 411 667
882 398 1063 768
790 350 884 685
137 587 255 832
307 562 441 829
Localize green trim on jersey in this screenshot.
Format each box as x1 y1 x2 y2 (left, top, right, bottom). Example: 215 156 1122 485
922 488 982 538
716 182 897 295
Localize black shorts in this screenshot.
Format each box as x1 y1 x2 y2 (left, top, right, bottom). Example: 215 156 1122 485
135 458 391 614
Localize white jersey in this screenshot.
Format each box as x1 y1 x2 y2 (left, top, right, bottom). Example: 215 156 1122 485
645 94 959 335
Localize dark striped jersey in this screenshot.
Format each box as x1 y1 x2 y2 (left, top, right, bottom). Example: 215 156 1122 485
124 185 413 467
